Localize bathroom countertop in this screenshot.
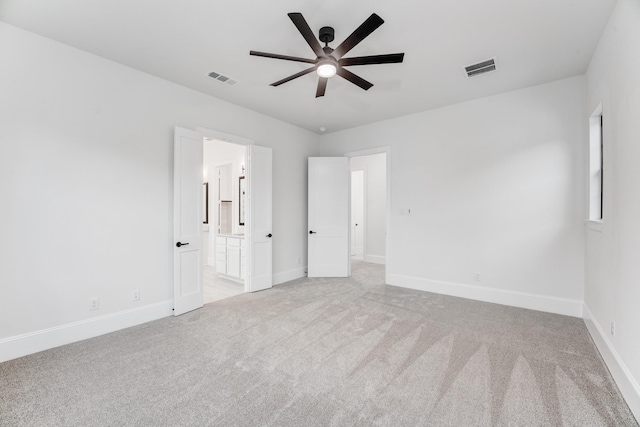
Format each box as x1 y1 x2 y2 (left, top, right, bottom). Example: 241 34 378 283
217 233 245 239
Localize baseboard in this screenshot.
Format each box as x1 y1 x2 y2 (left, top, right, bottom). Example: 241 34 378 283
273 267 306 286
364 254 386 265
583 304 640 419
389 274 583 317
0 300 173 363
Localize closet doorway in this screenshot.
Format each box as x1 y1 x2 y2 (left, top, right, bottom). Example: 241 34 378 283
347 148 389 283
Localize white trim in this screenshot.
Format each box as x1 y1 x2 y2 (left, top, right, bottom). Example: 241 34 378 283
218 273 244 284
583 304 640 419
364 254 386 265
0 300 173 363
389 274 583 317
273 267 306 286
344 146 390 158
345 146 391 285
584 219 604 232
196 127 254 146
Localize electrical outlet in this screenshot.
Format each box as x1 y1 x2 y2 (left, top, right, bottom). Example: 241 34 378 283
132 290 140 302
89 297 99 311
611 321 616 337
474 272 481 281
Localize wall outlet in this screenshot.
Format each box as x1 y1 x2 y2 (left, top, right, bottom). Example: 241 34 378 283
132 290 140 302
474 272 481 281
611 321 616 337
89 297 99 311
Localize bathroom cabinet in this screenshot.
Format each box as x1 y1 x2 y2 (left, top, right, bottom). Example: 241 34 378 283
216 235 245 283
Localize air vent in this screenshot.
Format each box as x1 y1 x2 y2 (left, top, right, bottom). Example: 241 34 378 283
464 58 496 78
208 71 238 86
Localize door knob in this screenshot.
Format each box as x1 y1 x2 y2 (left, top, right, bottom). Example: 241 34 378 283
176 242 189 247
309 230 317 234
266 233 272 238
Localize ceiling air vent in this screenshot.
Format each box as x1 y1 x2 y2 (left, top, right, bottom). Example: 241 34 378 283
208 71 237 86
464 58 496 78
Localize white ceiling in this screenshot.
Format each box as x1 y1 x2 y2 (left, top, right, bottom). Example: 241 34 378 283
0 0 616 134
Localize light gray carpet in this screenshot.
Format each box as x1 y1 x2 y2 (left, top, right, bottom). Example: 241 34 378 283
1 261 637 426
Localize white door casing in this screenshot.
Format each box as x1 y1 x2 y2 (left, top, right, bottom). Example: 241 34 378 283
308 157 350 277
351 170 364 258
247 145 273 292
173 127 204 316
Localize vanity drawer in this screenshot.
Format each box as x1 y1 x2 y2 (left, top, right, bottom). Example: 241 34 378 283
216 244 226 254
216 236 227 245
227 238 241 247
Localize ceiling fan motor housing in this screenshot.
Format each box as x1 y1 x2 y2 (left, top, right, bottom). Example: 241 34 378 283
319 26 335 44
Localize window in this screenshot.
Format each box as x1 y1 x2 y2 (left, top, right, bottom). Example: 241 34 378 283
589 104 603 221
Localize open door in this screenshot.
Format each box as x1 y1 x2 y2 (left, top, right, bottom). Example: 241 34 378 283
173 127 204 315
247 145 273 292
308 157 349 277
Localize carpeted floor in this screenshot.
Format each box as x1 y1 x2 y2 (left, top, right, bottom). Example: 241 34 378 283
1 261 637 426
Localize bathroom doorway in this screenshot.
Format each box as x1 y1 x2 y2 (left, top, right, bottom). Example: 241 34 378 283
203 138 247 303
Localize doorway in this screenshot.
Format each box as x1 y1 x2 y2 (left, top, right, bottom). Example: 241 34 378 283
306 150 389 282
203 138 246 304
173 126 273 315
347 149 389 283
350 170 364 260
197 128 274 294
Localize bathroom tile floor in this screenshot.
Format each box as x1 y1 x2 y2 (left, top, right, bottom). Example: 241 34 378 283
203 265 244 304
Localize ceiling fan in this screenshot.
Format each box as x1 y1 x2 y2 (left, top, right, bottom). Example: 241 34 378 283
250 12 404 98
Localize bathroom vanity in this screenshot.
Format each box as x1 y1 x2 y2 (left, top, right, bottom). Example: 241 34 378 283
216 234 245 283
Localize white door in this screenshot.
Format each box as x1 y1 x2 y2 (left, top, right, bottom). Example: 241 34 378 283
247 145 273 292
350 170 364 258
308 157 350 277
173 127 204 315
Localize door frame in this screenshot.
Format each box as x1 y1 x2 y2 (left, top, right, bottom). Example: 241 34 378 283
344 146 391 285
196 127 253 293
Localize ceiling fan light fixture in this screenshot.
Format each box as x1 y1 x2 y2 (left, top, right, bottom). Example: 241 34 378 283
317 61 337 78
250 13 404 96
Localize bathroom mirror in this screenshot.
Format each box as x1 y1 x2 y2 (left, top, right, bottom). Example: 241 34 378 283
202 182 209 224
239 176 245 226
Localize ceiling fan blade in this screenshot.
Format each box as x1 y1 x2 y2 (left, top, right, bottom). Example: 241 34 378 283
270 66 316 87
339 53 404 67
250 51 316 64
288 13 325 58
332 13 384 60
336 67 373 91
316 77 328 98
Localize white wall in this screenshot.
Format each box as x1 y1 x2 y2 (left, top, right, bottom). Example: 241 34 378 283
583 0 640 416
321 76 587 316
350 153 386 263
0 23 318 360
